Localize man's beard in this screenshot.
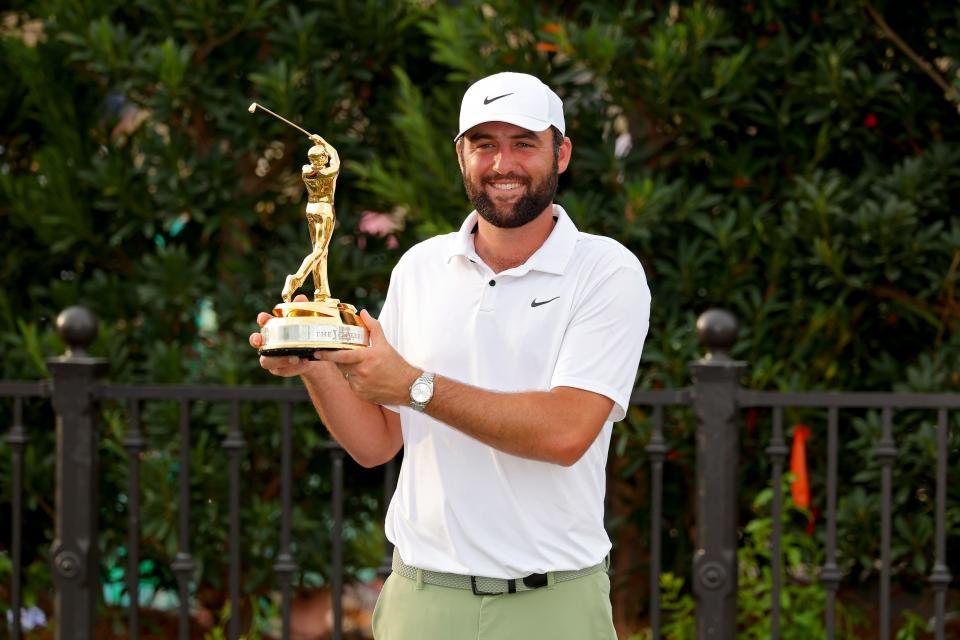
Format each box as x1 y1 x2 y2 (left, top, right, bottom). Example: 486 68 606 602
463 160 559 229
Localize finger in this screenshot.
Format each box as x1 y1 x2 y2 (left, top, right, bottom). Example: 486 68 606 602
260 356 281 374
293 294 309 302
359 310 384 343
256 312 273 328
249 332 263 348
316 349 365 364
260 355 303 369
265 366 305 378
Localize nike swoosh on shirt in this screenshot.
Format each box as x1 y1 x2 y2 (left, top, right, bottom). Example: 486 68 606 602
531 296 560 308
483 93 514 105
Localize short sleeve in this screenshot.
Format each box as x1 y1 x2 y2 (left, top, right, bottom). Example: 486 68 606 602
550 265 651 422
378 266 400 350
376 263 403 414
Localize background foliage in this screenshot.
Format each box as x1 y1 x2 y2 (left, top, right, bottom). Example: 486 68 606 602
1 0 958 636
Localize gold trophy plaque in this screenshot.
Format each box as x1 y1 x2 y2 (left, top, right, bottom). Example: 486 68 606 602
249 103 368 356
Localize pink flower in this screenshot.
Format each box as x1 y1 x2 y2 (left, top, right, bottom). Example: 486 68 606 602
358 210 403 237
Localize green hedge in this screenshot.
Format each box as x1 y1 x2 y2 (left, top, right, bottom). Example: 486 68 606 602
1 0 958 634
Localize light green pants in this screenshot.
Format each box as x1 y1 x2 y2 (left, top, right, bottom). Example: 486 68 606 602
372 568 617 639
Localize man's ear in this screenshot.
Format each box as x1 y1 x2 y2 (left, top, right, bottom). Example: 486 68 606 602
557 137 573 174
455 139 465 173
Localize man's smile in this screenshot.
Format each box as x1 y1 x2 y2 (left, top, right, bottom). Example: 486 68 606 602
488 181 524 191
483 175 530 197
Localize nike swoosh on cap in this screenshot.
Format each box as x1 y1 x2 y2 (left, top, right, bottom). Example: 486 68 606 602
483 93 514 105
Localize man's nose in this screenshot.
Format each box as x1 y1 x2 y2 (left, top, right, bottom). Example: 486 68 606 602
492 146 518 174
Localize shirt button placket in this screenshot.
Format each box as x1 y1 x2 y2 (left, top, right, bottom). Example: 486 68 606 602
479 276 498 312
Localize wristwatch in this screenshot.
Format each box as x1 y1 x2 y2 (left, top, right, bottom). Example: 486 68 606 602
408 371 435 411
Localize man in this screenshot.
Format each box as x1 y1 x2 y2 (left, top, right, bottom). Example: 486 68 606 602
250 72 650 639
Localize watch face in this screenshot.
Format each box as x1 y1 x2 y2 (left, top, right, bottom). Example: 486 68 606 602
411 382 431 404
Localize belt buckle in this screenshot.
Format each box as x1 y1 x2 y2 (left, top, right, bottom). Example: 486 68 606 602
522 572 548 589
470 576 501 596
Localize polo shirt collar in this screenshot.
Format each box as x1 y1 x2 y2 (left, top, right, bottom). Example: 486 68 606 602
445 204 578 276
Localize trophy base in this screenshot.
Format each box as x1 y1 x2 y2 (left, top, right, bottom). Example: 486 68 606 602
259 299 369 357
257 346 327 361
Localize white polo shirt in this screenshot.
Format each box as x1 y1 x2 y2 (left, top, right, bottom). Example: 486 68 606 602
378 204 650 578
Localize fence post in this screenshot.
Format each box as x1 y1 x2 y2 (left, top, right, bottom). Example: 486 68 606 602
689 309 745 640
47 306 107 640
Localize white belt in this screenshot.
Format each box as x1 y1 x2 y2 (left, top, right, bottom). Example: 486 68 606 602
391 549 607 595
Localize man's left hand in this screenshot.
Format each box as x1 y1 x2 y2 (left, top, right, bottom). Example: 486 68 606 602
316 310 420 406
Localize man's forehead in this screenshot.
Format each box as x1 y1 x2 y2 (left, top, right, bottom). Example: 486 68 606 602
462 121 548 140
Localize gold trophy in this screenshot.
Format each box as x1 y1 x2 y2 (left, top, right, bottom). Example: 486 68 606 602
249 103 368 356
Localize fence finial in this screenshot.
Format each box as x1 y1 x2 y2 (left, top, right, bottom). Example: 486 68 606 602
696 308 738 361
56 306 98 358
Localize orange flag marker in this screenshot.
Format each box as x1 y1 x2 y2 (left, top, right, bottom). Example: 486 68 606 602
790 424 812 509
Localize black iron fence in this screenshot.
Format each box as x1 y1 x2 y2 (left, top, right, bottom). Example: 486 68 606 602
2 306 957 640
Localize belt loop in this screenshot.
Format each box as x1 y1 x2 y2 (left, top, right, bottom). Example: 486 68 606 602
416 568 424 591
546 571 556 590
604 554 611 572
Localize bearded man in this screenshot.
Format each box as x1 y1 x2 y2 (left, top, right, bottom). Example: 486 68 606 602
251 72 651 639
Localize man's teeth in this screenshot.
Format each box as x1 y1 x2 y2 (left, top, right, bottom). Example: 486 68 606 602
490 183 522 190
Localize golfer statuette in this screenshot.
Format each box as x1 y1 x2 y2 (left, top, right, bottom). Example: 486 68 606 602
248 102 368 355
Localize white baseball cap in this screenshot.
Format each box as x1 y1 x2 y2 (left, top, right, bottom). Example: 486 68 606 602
455 72 565 141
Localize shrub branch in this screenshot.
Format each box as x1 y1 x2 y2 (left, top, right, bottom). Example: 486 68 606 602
863 0 959 105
